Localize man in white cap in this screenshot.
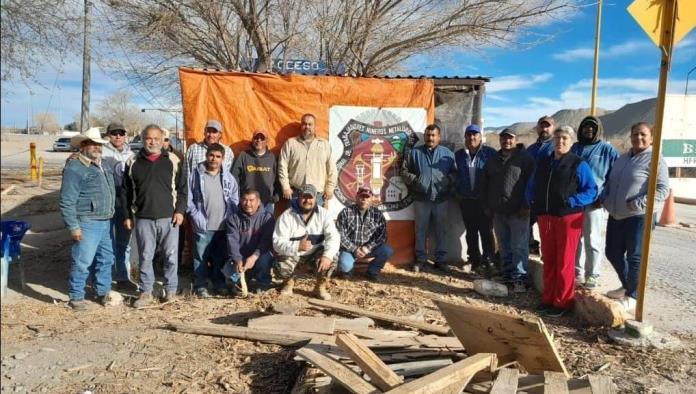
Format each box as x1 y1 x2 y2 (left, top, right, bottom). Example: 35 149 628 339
59 128 116 311
184 119 234 179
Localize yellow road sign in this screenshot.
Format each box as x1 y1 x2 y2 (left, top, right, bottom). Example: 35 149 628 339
628 0 696 47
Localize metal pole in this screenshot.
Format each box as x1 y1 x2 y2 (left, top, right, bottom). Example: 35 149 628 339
79 0 91 133
635 0 677 322
590 0 603 116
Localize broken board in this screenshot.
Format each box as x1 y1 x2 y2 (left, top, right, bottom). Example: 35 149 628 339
435 299 568 376
296 347 379 394
247 315 336 335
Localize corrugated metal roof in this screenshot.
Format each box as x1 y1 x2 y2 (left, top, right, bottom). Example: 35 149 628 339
181 66 490 85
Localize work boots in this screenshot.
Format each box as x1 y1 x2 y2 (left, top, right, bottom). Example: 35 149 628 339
314 277 331 301
279 279 294 296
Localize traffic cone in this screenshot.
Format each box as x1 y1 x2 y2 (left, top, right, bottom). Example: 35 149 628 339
658 189 677 227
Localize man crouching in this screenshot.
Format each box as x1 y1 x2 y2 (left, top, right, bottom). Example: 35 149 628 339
272 184 339 300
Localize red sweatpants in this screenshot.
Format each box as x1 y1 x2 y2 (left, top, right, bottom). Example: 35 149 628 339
538 213 583 310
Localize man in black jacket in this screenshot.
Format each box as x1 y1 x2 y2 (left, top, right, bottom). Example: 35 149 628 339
231 130 278 214
123 124 187 308
481 128 534 292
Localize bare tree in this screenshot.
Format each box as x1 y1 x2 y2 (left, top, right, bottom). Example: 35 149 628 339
101 0 575 85
34 112 61 133
93 90 174 136
0 0 81 81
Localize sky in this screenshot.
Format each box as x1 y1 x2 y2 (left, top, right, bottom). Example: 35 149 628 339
1 1 695 129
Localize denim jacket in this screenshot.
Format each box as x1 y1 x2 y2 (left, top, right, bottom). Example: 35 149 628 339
59 155 116 231
401 144 456 202
187 162 239 234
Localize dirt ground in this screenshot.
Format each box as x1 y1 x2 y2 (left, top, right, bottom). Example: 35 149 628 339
1 169 696 394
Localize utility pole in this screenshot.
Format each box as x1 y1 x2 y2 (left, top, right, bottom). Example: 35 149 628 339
590 0 603 116
79 0 92 133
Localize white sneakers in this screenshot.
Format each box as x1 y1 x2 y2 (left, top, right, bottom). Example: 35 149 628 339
606 287 626 300
619 296 637 313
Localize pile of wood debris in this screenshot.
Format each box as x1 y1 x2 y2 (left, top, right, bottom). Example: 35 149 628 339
169 297 615 393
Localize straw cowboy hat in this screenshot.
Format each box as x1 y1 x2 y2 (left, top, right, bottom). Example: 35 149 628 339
70 127 109 148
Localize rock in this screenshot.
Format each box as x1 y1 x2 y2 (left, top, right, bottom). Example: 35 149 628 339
105 291 123 307
608 329 683 350
12 353 28 360
270 302 299 315
625 319 654 338
574 290 630 328
473 279 508 297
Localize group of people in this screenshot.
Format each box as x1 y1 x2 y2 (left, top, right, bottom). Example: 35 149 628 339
59 114 391 310
402 117 668 317
59 112 668 317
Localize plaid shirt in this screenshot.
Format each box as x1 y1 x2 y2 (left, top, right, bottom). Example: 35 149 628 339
336 204 387 253
184 142 234 180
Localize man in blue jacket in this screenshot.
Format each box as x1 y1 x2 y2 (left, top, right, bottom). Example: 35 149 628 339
571 116 619 289
187 143 239 298
224 189 275 294
401 124 456 272
455 124 497 274
59 128 115 311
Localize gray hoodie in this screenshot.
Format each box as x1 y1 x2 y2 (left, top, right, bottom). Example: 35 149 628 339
602 146 669 220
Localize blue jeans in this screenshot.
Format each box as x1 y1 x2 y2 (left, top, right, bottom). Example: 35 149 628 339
192 230 227 290
338 244 394 276
414 200 448 262
69 219 114 300
224 252 274 288
605 214 649 299
493 212 529 281
111 208 132 282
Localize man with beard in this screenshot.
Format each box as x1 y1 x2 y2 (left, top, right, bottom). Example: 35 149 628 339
273 184 339 300
336 187 393 282
401 124 456 273
526 116 555 255
59 128 115 310
187 143 239 298
231 130 278 214
571 116 619 288
123 124 187 308
278 114 337 207
224 189 275 294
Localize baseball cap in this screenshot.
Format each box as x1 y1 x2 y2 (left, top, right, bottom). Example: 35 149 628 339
537 116 555 127
465 124 482 133
252 130 267 140
106 122 126 134
204 119 223 133
299 184 317 197
357 187 373 198
580 118 599 129
499 128 516 137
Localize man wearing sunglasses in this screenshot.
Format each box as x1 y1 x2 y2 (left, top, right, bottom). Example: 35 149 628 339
102 122 138 292
231 130 279 214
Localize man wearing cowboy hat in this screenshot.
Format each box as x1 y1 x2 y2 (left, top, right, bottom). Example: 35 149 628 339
59 127 116 311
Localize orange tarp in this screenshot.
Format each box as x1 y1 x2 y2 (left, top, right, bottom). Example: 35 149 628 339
179 67 436 265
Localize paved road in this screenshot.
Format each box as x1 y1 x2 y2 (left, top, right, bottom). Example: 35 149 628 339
596 203 696 334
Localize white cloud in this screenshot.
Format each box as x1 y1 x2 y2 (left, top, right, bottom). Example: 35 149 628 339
553 40 654 62
484 76 687 127
487 73 553 93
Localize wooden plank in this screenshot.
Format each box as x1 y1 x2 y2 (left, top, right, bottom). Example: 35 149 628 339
490 368 519 394
588 375 615 394
168 322 317 346
384 353 496 394
387 359 453 377
247 315 336 335
336 333 403 391
413 335 463 349
352 329 419 340
544 371 569 394
335 317 375 331
308 298 450 335
295 347 380 394
434 299 568 376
